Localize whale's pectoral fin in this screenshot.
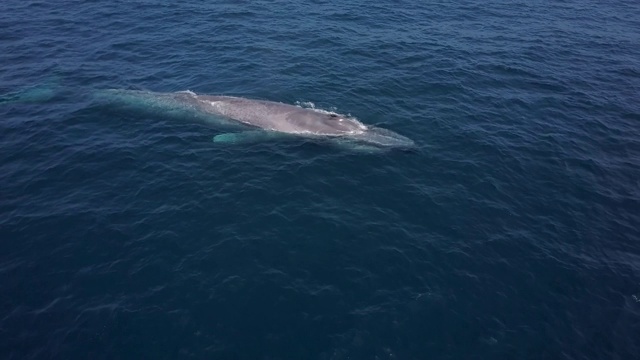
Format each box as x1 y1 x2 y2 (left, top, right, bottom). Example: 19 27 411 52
212 130 286 145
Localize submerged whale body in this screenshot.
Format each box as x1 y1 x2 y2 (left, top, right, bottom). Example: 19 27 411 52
98 89 416 151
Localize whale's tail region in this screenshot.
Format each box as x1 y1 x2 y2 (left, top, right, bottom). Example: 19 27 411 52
0 79 60 105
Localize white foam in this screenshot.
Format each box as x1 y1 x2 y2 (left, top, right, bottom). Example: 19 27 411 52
295 100 316 109
294 100 368 130
176 90 197 96
207 100 223 110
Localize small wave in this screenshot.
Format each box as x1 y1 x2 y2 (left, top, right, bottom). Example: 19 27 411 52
176 90 197 96
295 100 340 115
295 100 317 109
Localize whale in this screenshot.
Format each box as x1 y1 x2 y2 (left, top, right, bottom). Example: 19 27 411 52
1 83 416 152
95 89 416 152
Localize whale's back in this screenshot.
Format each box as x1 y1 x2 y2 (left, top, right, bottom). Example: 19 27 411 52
192 95 366 136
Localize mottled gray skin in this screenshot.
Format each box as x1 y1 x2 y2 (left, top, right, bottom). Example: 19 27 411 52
175 92 368 136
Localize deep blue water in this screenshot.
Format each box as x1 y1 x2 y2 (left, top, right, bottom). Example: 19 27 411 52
2 0 640 359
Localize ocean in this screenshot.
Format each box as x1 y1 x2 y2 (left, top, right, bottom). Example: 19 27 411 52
1 0 639 359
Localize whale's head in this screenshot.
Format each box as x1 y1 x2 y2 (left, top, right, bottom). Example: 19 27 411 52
361 127 415 148
316 113 416 150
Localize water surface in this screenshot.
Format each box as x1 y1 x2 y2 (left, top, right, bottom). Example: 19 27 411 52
1 0 639 359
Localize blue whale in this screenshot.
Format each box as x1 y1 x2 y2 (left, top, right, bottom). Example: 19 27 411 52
98 89 416 151
2 83 416 151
